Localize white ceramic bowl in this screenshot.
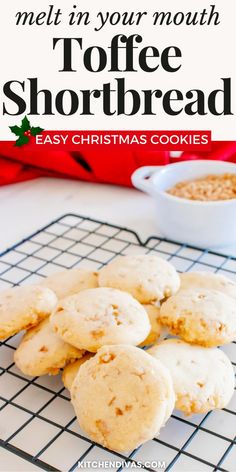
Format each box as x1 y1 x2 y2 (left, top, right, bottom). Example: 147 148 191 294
132 160 236 248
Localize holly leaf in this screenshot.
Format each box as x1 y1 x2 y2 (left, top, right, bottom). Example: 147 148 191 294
21 116 31 132
15 135 29 147
30 126 44 137
9 125 23 137
10 116 44 147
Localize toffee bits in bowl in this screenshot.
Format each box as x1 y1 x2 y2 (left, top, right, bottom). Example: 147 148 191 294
167 173 236 202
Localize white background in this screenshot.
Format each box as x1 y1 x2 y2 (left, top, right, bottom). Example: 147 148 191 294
2 177 236 257
0 0 236 140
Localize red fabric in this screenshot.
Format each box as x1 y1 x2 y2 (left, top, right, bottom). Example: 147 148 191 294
179 142 236 163
0 141 235 187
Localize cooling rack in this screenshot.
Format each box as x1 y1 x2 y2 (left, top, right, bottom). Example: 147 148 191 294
0 213 235 472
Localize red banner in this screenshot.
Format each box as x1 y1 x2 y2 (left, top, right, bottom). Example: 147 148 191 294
4 130 211 152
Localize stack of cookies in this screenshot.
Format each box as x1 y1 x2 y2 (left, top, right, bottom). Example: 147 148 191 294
0 256 235 453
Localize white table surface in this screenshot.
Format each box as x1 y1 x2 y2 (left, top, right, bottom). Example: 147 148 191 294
1 177 236 258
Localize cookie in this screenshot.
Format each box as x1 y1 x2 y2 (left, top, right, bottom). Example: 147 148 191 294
180 271 236 300
0 285 57 340
140 304 163 347
14 318 84 376
159 288 236 347
148 339 235 415
51 288 151 352
62 353 94 391
71 345 175 452
40 268 98 299
98 255 180 303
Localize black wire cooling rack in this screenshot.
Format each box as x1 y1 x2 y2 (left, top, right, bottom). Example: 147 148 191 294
0 213 235 472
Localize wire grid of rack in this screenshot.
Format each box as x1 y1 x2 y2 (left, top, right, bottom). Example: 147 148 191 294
0 213 235 472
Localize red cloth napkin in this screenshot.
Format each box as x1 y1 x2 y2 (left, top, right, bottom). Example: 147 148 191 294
0 141 235 187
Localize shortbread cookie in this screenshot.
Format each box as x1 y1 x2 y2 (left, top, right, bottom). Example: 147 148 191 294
62 353 94 391
71 345 175 452
148 339 235 415
160 288 236 347
0 285 57 340
140 304 163 347
14 318 84 376
40 268 98 299
51 288 151 352
180 271 236 300
98 255 180 303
